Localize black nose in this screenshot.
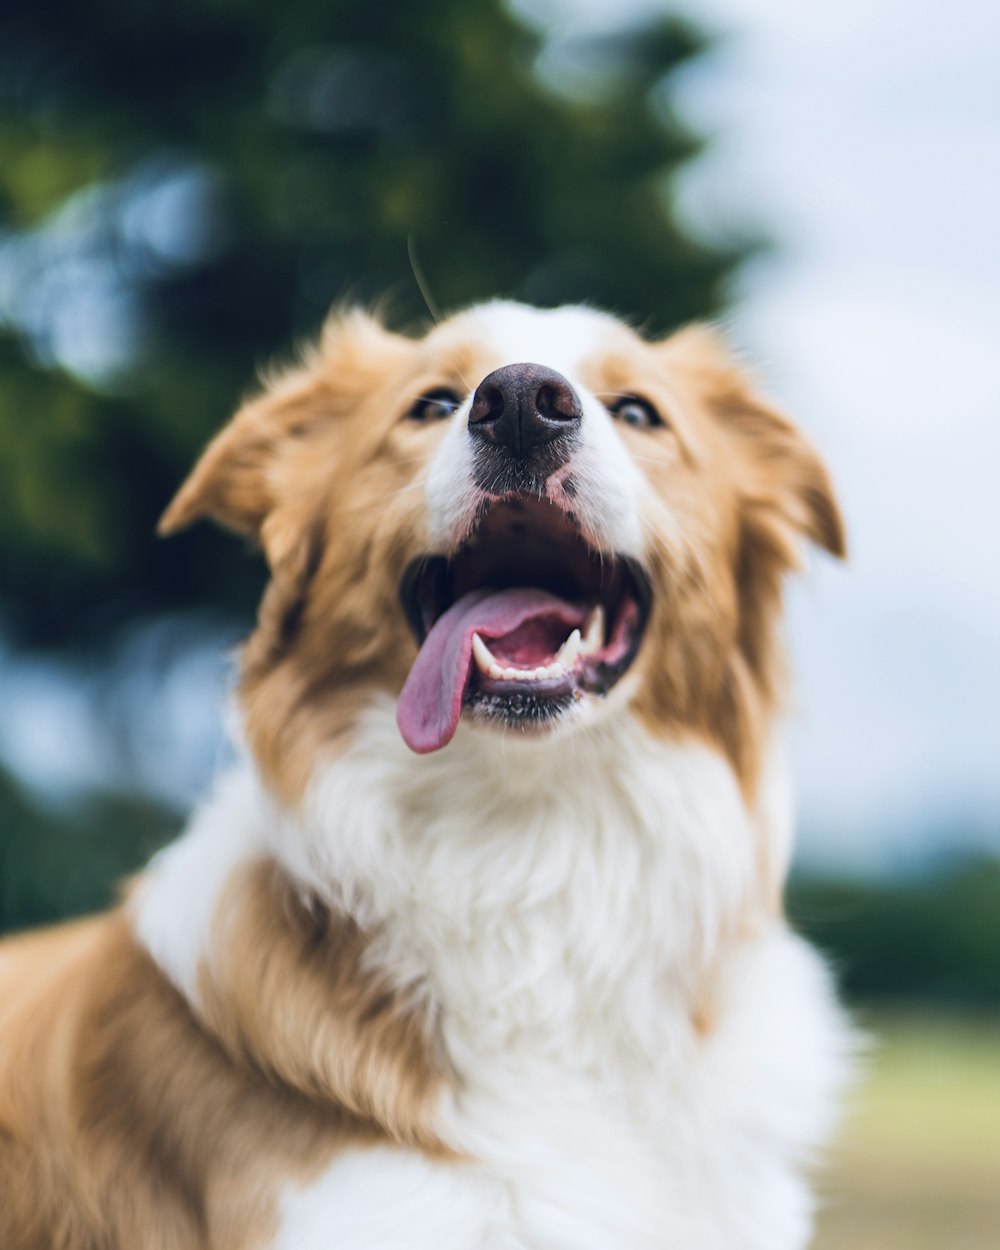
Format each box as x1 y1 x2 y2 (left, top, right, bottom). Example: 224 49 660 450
468 363 582 459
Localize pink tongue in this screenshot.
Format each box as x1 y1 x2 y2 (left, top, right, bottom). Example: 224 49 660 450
397 588 583 754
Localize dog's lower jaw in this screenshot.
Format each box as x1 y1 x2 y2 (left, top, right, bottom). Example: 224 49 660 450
131 698 851 1250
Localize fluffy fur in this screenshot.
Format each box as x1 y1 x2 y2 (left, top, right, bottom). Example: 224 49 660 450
0 300 850 1249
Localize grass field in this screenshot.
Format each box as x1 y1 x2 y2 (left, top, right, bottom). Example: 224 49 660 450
813 1012 1000 1250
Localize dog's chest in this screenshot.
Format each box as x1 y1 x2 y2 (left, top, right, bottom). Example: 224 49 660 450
285 713 757 1066
270 925 848 1250
264 717 848 1249
137 723 846 1249
273 1032 701 1250
267 722 773 1249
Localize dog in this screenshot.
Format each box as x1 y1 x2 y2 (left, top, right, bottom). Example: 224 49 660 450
0 300 850 1249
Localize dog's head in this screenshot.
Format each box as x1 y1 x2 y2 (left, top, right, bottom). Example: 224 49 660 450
161 301 843 800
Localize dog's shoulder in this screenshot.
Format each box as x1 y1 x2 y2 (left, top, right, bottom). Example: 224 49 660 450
0 852 454 1250
0 907 318 1247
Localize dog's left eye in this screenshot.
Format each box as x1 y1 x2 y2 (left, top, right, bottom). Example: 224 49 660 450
609 396 664 430
406 389 462 422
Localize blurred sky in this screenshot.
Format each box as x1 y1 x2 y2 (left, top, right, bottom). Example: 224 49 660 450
2 0 997 875
676 0 1000 872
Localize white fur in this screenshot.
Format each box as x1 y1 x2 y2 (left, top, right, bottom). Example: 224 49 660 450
277 699 754 1069
754 734 797 891
131 766 272 1005
424 302 647 557
274 1147 523 1250
266 701 849 1250
439 300 617 380
134 699 849 1249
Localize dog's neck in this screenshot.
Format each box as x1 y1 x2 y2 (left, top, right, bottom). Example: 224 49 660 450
292 703 759 1065
136 697 779 1097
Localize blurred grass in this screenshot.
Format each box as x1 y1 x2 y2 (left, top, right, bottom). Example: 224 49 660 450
815 1012 1000 1250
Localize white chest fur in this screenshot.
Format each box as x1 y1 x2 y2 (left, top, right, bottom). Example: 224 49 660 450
278 704 756 1072
136 703 850 1249
271 704 849 1249
274 929 846 1250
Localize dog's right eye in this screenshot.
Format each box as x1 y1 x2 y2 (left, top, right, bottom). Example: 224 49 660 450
608 396 665 431
406 389 462 422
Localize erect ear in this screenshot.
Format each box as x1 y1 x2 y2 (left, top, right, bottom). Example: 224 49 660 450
158 309 411 563
663 325 846 565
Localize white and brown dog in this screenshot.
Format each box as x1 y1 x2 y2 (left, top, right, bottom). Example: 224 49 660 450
0 301 850 1249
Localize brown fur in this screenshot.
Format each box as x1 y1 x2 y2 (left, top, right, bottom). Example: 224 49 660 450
580 329 843 800
0 303 843 1243
198 860 451 1151
0 863 449 1249
162 308 840 812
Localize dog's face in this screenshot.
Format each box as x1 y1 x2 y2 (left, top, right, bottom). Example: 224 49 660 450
162 301 843 800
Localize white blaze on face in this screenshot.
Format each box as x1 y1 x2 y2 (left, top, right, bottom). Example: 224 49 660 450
424 301 647 557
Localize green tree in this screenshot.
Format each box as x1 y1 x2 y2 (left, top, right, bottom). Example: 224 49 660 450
789 861 1000 1010
0 1 744 931
0 0 738 648
0 764 177 933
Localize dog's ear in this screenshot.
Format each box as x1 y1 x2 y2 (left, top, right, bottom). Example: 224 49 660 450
158 309 411 563
157 366 328 549
663 325 846 565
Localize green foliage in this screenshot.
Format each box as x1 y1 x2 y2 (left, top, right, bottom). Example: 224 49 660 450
0 766 177 933
788 859 1000 1010
0 0 738 647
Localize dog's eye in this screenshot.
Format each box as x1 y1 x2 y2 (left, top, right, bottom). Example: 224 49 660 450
609 396 664 431
406 389 462 422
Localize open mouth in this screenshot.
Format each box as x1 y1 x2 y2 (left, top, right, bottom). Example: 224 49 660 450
396 498 651 753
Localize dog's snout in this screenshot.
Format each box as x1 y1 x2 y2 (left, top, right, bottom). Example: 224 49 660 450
469 363 582 459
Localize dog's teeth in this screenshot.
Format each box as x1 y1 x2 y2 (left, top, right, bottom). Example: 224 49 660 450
472 633 498 675
581 605 606 655
555 628 581 670
478 653 574 683
474 626 587 685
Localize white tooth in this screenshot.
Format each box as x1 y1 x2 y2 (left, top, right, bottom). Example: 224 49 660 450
543 662 565 680
472 633 497 674
555 628 581 670
502 667 519 680
488 662 505 679
581 605 606 655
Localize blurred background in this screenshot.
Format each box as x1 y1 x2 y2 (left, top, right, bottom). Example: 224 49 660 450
0 0 996 1243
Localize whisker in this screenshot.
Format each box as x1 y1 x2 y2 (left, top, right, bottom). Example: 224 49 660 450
406 239 478 398
452 368 476 398
407 236 442 326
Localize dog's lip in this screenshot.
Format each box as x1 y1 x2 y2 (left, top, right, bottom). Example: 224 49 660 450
476 669 576 697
